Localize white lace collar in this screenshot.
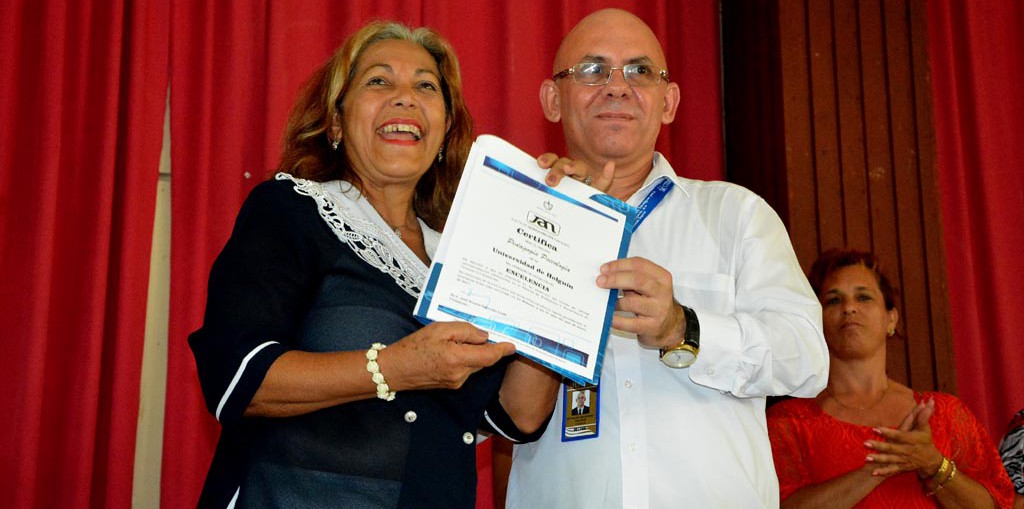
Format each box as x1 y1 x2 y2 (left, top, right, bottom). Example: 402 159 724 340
276 172 437 298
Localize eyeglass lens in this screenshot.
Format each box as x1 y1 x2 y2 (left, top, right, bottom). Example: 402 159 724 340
574 63 662 86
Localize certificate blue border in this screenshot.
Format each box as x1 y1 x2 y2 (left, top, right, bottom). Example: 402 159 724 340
438 305 589 366
414 152 636 385
482 156 621 222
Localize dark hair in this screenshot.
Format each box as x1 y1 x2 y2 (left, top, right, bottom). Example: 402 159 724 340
808 249 899 310
275 21 473 231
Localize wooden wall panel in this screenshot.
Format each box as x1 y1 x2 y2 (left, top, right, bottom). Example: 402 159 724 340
909 0 955 393
882 0 931 389
808 1 846 249
835 0 872 250
861 0 908 382
777 0 819 260
722 0 954 392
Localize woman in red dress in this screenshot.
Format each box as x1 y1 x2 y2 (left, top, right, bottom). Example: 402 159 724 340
767 249 1014 508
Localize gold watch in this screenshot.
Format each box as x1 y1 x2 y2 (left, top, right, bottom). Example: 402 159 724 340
659 305 700 368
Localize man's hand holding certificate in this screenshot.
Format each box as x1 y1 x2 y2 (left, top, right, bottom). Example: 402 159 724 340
414 135 635 384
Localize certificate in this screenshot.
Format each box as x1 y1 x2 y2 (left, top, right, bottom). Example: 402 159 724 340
414 134 635 384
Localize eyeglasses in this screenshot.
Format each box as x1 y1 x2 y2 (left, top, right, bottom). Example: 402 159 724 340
552 62 670 86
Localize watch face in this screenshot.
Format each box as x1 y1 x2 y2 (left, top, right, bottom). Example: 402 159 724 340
661 349 697 368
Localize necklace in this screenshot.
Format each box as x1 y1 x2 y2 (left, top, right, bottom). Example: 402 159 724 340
825 378 891 411
382 218 416 240
371 200 414 239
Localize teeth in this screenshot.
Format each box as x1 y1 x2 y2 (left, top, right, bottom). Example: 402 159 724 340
379 123 422 140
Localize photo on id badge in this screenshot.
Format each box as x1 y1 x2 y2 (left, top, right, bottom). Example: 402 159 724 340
562 380 598 441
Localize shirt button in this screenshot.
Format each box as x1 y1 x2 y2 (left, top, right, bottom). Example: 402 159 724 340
404 411 417 423
463 432 475 445
624 378 634 389
704 367 715 376
628 442 638 453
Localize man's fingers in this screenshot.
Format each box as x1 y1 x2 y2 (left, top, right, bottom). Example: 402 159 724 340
597 267 667 299
591 160 615 192
617 293 667 320
537 153 558 168
597 257 654 290
601 256 661 276
539 152 566 185
538 153 610 188
541 155 584 186
597 270 636 291
610 314 642 335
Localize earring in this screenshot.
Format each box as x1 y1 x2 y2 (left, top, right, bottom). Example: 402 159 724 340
437 147 444 163
331 140 340 151
887 328 895 336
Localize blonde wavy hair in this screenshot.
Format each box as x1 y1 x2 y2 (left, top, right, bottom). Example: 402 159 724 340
276 21 473 231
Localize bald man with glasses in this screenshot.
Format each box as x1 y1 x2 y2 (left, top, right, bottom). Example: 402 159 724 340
507 9 829 508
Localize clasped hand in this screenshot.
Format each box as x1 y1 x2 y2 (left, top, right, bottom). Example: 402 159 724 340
863 398 946 478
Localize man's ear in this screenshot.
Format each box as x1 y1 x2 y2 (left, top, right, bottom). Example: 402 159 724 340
661 82 681 124
539 79 561 122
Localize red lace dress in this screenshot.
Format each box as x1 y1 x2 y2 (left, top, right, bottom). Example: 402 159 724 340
767 392 1014 508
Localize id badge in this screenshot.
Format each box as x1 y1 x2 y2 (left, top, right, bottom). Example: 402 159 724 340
561 379 599 441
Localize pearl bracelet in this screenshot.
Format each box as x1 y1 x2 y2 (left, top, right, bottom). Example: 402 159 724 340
366 343 396 401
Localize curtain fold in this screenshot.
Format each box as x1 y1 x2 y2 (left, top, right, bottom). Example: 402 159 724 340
927 1 1024 440
162 2 721 507
0 0 169 507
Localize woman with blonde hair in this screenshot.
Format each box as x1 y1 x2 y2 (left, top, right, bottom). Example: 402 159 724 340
189 21 558 508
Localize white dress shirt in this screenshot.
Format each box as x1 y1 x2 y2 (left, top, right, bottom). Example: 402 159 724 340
506 154 829 509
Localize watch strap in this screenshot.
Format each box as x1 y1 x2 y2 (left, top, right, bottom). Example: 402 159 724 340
659 304 700 367
679 305 700 348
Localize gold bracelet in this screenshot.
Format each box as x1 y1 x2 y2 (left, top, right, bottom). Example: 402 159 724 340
925 460 957 496
930 457 951 482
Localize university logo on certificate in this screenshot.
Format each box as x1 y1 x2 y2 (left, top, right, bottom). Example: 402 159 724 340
414 134 635 384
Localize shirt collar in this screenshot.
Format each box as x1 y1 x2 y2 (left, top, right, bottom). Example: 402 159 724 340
632 152 688 200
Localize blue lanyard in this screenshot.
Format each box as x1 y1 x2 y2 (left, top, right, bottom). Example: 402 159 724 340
631 176 673 231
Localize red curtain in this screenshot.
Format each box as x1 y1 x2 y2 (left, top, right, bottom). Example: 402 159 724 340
162 1 721 508
0 0 169 508
10 0 1022 506
927 1 1024 440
